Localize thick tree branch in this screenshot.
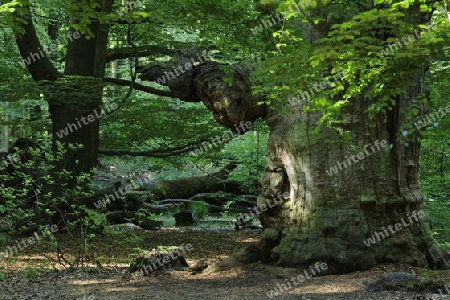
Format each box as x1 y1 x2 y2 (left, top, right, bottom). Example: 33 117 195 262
106 46 178 62
102 77 175 97
13 1 61 81
99 137 212 157
98 149 184 157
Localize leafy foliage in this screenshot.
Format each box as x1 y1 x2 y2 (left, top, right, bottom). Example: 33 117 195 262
0 0 449 278
189 201 208 220
252 1 450 133
0 141 103 266
418 44 450 248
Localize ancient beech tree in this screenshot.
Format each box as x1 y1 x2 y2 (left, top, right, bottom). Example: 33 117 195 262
139 1 450 273
8 0 450 274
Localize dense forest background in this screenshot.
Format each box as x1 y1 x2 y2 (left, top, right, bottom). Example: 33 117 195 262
0 0 449 252
0 0 449 298
0 0 448 236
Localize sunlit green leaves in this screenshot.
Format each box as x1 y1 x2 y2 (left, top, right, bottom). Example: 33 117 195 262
249 0 449 136
420 3 431 12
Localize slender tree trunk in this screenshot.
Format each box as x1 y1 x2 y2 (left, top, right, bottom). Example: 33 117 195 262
47 77 104 174
1 102 9 153
48 0 113 175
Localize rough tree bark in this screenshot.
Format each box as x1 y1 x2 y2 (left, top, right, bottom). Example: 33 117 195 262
13 0 114 176
250 3 448 274
254 85 447 274
138 5 448 274
138 58 267 130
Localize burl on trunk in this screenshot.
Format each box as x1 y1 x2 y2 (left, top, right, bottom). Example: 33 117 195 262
255 85 446 273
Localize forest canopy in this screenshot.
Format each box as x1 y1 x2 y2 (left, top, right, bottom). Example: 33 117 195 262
0 1 449 298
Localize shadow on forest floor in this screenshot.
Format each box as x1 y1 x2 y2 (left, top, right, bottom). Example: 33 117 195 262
0 227 449 300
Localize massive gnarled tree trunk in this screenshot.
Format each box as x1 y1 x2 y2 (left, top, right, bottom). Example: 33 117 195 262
261 6 447 273
140 3 448 273
252 3 448 273
257 85 446 273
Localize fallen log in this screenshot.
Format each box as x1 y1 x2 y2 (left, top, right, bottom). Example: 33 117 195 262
87 162 261 225
105 211 163 230
154 199 248 213
157 198 249 213
90 162 239 208
141 203 186 213
188 193 257 207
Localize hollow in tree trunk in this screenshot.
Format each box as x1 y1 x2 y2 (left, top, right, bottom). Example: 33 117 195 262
255 86 447 273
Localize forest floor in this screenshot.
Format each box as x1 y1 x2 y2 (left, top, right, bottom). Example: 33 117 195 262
0 226 449 300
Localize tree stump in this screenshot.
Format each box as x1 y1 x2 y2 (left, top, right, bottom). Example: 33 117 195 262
174 211 196 226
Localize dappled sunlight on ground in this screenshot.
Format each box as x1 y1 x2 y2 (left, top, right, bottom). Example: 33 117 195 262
0 229 449 299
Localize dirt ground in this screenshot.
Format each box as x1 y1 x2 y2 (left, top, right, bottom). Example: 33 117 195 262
0 227 449 300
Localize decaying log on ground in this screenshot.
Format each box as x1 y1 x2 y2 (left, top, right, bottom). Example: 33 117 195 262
91 162 238 206
141 203 186 213
188 193 257 207
157 198 250 213
105 211 163 230
87 162 262 225
155 199 248 213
